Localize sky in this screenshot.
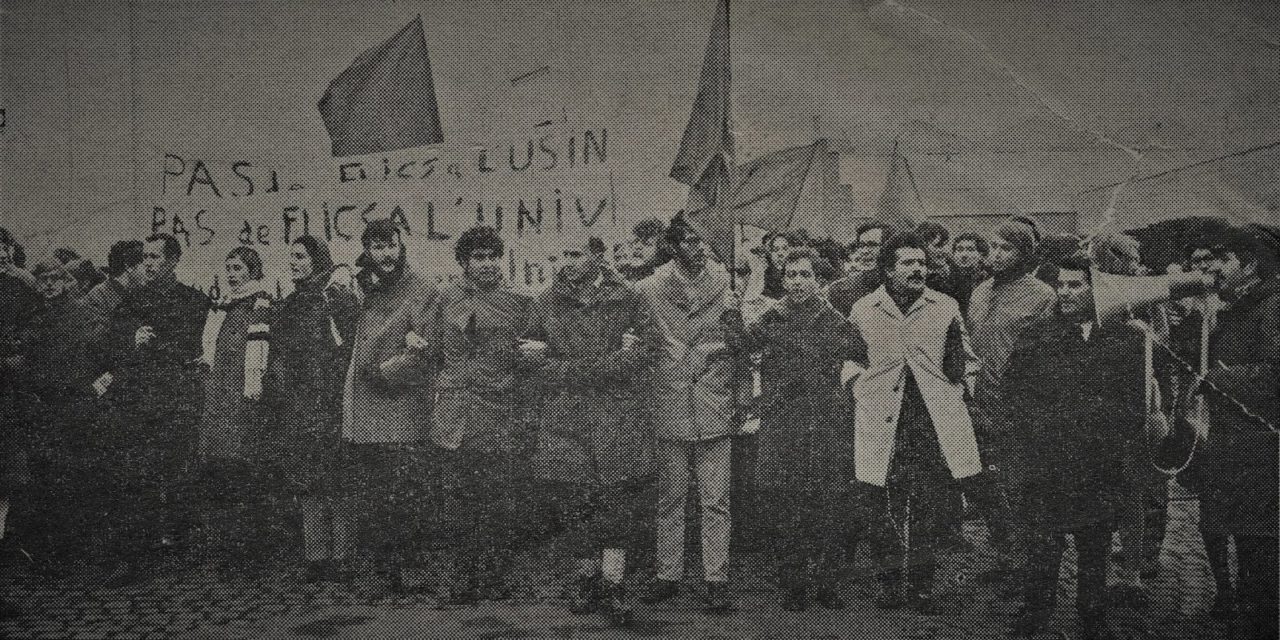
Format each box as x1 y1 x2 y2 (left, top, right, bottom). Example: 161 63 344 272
2 0 1277 286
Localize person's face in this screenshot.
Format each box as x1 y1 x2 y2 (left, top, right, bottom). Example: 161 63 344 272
851 228 884 271
464 247 504 285
36 272 72 299
1055 269 1094 319
673 230 707 273
633 236 658 264
561 245 598 284
225 256 251 290
768 237 791 268
885 247 927 295
0 244 13 269
988 235 1020 274
1205 250 1256 295
142 240 176 282
367 236 402 273
952 240 983 268
122 263 146 290
1188 248 1214 274
783 258 820 304
289 244 315 282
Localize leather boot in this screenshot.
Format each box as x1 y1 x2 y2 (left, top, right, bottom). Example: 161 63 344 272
600 582 635 627
567 574 600 615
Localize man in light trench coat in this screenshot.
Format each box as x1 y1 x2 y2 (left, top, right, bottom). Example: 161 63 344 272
846 231 985 614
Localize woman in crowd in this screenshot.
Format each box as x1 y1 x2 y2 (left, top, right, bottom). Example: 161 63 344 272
196 245 275 566
268 236 352 582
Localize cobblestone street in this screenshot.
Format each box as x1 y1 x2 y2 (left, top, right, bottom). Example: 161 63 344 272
0 486 1244 639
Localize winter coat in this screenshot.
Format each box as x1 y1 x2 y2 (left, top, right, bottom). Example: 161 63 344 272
826 270 881 318
635 262 743 442
1 270 41 490
848 286 982 487
967 272 1055 400
744 296 859 489
526 272 656 485
29 293 100 399
426 277 532 455
1003 315 1144 532
1198 277 1280 537
267 271 351 490
106 277 209 445
336 267 437 444
198 288 273 462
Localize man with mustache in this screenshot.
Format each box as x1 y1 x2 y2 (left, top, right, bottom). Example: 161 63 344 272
1193 225 1279 640
846 231 983 613
326 218 438 595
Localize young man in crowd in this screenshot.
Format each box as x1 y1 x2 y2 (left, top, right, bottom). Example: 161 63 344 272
1193 225 1279 640
21 260 100 569
635 214 741 613
847 232 983 614
1003 255 1145 640
103 233 209 582
622 218 669 282
949 232 990 315
324 218 438 595
427 226 534 604
735 247 864 612
965 216 1056 583
828 222 893 317
524 232 657 625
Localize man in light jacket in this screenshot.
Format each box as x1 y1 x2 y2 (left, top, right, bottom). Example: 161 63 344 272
635 214 743 614
847 231 983 614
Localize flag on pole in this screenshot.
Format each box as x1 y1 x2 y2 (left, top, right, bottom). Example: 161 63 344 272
875 151 927 231
318 15 444 157
687 140 831 263
671 0 733 189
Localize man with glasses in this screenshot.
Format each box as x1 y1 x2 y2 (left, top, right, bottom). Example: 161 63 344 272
828 222 893 317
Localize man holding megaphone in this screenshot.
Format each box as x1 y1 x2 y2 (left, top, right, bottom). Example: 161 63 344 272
1182 225 1279 640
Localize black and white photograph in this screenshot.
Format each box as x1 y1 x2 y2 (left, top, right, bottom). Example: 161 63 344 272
1 0 1278 637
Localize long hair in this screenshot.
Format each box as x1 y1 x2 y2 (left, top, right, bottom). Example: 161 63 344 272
293 235 335 276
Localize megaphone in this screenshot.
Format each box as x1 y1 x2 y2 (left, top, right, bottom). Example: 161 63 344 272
1092 269 1212 327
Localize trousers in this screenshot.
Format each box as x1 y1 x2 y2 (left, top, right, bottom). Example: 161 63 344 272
655 437 732 583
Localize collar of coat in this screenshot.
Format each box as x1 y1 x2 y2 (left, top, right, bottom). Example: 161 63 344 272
864 284 944 320
656 261 729 314
550 268 628 307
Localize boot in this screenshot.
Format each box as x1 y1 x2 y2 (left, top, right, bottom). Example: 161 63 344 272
813 582 846 610
874 570 904 610
780 584 807 612
640 579 679 605
1209 588 1236 620
702 581 736 614
600 582 635 627
567 574 601 615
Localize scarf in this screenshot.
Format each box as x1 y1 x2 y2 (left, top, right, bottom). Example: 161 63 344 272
200 279 272 398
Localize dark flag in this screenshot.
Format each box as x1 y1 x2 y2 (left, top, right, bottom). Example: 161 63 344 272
671 0 733 188
318 15 444 157
687 140 830 264
875 151 927 232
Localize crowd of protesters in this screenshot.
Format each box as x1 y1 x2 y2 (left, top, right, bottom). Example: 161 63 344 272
0 211 1276 638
